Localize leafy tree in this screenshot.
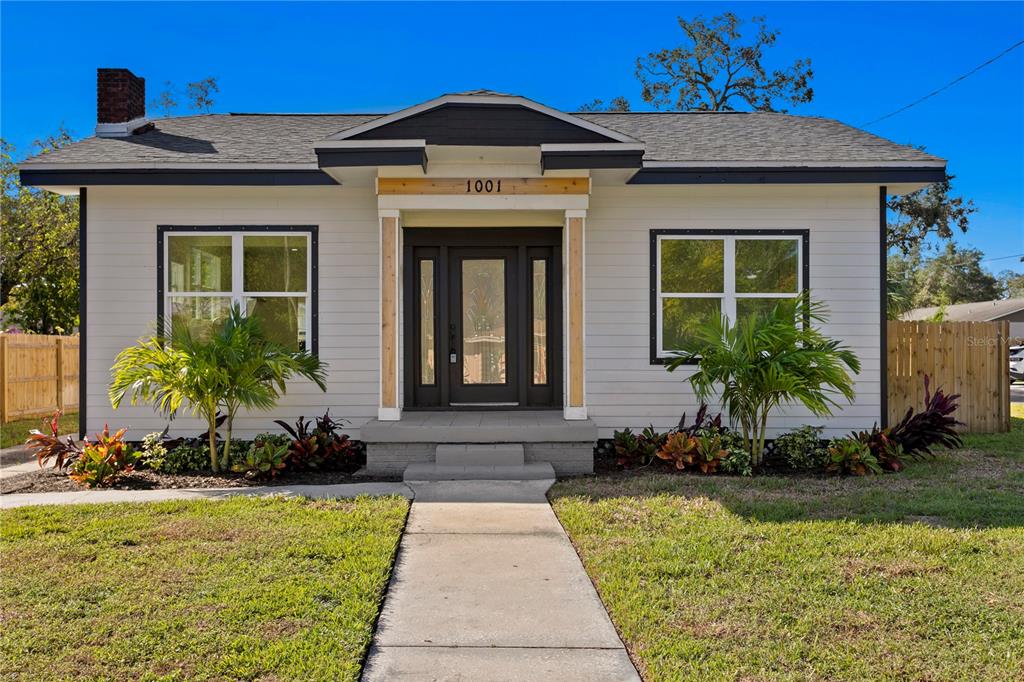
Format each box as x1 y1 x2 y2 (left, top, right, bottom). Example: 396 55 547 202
109 306 327 471
577 97 631 112
149 81 179 118
636 12 813 111
997 269 1024 298
887 173 976 254
667 298 860 466
146 76 219 117
891 242 1001 308
0 133 80 334
186 77 219 113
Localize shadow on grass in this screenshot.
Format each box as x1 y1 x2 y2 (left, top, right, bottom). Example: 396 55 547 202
552 417 1024 529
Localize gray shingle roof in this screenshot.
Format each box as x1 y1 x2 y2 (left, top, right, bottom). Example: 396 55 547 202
21 109 942 167
575 112 942 163
902 298 1024 323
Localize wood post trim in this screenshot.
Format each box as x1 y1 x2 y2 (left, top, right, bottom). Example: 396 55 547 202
379 213 401 418
0 336 7 423
566 213 585 416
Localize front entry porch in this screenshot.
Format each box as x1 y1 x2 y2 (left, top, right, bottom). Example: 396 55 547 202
362 410 597 476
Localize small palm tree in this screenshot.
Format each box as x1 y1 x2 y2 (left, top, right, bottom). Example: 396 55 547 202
667 297 860 466
110 306 326 471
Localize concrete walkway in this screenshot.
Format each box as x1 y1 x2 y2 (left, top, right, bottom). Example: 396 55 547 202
362 480 639 681
0 482 413 508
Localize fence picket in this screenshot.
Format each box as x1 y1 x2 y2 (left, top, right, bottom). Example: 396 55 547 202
887 321 1009 433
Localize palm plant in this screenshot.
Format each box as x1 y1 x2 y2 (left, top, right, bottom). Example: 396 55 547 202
667 297 860 467
109 306 327 471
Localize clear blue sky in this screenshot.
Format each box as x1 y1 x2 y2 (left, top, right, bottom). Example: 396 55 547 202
2 1 1022 275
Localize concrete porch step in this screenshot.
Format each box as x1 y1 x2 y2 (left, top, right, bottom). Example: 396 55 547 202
403 462 555 482
435 443 524 467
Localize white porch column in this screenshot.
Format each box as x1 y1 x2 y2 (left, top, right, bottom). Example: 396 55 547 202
378 209 401 421
564 210 587 420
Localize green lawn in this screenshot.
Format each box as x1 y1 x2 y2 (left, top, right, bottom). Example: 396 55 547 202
0 412 78 449
1 495 409 681
551 418 1024 681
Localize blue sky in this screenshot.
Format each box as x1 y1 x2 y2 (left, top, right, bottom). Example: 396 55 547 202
2 1 1022 275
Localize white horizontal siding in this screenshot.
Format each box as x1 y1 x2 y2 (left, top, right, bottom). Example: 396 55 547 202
585 184 882 439
85 186 379 441
84 182 883 444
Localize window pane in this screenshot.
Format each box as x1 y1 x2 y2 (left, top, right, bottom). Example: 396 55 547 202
662 298 720 352
168 236 232 292
246 296 306 351
661 239 724 293
169 296 231 340
243 235 307 293
735 239 799 293
462 259 506 385
420 260 435 385
736 297 790 323
532 259 548 385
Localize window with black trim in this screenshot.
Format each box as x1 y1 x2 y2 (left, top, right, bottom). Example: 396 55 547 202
651 229 808 362
159 227 317 353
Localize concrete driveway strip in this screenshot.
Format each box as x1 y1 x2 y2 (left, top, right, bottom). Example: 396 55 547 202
362 480 639 681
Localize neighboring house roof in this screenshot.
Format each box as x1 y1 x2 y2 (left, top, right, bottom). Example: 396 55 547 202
902 298 1024 323
20 108 942 168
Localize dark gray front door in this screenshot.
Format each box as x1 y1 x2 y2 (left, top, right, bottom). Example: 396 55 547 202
404 228 561 409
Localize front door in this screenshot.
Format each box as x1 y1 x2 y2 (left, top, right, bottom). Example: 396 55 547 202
450 247 518 405
404 228 561 409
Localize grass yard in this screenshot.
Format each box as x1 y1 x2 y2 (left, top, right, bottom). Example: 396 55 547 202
551 418 1024 681
1 495 409 681
0 412 78 450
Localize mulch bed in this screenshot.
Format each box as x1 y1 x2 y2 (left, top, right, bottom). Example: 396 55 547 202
0 467 401 495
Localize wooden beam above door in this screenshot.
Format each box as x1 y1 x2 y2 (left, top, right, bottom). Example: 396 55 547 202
377 177 590 196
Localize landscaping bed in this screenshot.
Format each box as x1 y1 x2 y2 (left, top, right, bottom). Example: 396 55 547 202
0 465 399 495
0 495 409 681
549 420 1024 681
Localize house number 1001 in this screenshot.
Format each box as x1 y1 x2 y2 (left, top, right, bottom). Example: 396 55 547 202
466 179 502 193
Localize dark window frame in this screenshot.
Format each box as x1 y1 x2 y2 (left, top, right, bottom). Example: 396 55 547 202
156 225 319 355
649 228 810 365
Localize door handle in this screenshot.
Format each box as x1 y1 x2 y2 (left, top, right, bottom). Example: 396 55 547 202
450 323 457 363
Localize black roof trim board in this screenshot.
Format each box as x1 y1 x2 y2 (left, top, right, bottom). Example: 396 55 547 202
540 149 644 171
630 166 947 185
315 147 427 170
19 169 339 187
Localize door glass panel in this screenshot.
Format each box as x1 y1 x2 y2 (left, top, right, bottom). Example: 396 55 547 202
462 259 506 385
532 259 547 385
420 260 435 385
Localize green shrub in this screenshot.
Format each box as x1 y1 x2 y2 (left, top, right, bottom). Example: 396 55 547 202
138 432 168 471
716 430 752 476
612 426 665 468
773 426 828 470
159 441 210 474
825 437 881 476
232 439 289 480
68 426 139 488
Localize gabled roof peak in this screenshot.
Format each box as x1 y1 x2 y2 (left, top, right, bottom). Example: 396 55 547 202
326 92 641 144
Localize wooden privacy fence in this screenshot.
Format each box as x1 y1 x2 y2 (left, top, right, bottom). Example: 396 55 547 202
0 334 80 423
888 320 1010 433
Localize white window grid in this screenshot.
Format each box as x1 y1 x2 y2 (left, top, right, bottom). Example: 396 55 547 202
656 234 804 358
163 231 312 344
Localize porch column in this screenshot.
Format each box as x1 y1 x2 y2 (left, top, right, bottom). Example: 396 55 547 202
379 209 401 420
564 210 587 420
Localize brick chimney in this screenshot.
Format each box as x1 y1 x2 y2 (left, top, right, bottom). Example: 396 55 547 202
96 68 148 137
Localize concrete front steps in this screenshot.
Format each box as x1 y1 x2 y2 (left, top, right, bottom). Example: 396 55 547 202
402 444 555 482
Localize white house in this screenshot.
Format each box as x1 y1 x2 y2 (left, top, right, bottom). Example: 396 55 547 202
20 68 947 476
